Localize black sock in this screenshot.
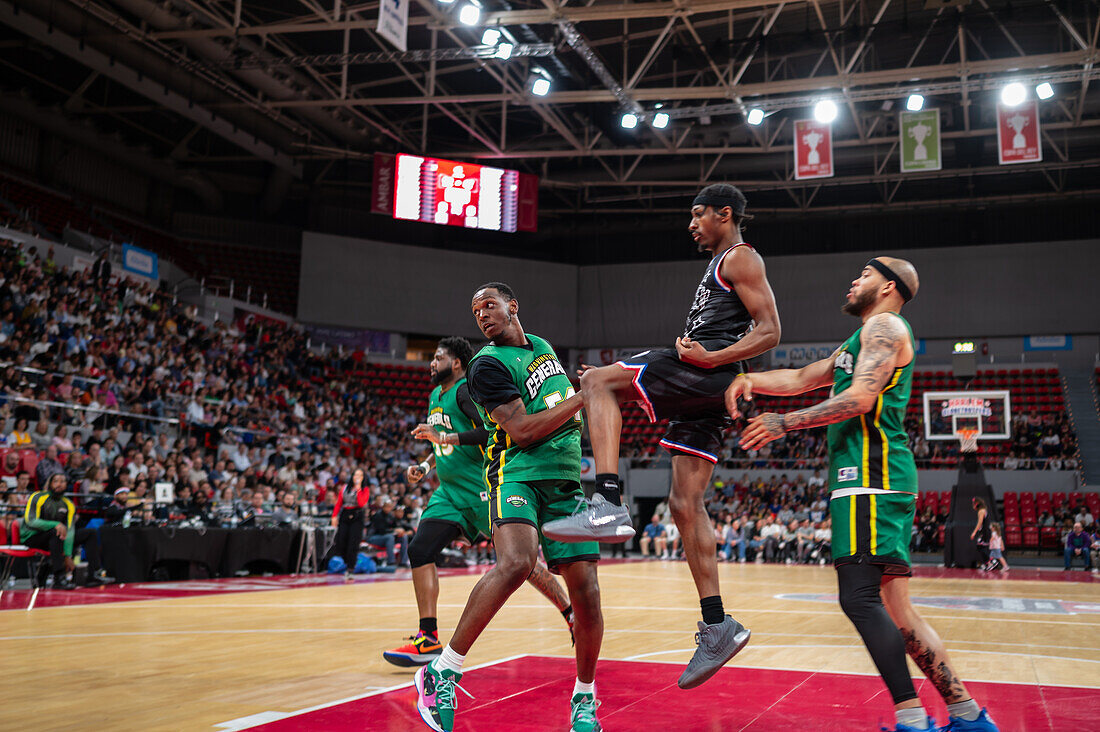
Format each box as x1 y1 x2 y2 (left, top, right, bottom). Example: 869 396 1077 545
561 605 573 623
420 617 438 636
700 595 725 625
595 474 621 505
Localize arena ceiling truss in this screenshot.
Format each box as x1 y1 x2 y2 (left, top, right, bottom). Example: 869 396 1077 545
0 0 1098 215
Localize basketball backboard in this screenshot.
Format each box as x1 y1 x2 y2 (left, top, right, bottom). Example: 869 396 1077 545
922 390 1012 441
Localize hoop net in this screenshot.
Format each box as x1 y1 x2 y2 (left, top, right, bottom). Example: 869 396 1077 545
956 428 980 453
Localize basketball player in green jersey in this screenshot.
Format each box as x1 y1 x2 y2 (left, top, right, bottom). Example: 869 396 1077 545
727 258 997 732
415 284 603 732
383 337 574 667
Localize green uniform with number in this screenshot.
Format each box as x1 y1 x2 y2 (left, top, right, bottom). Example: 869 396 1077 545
420 378 491 542
827 313 918 574
469 334 600 572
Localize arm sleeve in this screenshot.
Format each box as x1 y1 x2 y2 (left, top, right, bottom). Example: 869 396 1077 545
332 488 344 519
454 383 492 446
466 357 522 415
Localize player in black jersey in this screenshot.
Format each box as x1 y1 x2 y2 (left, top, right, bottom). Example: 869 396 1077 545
544 183 781 689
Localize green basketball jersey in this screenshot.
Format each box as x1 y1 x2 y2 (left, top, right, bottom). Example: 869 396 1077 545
427 378 486 495
826 314 918 494
469 333 582 487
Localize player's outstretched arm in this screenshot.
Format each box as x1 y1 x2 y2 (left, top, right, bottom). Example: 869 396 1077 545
488 392 585 448
725 354 838 419
739 313 906 449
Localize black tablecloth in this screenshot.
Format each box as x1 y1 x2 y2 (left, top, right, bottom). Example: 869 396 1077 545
100 526 299 582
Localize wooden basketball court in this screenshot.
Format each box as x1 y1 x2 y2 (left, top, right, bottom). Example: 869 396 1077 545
2 560 1098 730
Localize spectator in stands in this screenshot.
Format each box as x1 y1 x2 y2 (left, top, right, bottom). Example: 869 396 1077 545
1065 522 1092 571
271 491 300 527
9 416 31 447
91 251 111 286
0 451 22 481
1075 506 1095 527
21 467 106 588
639 515 667 558
720 519 745 563
104 487 133 525
813 519 832 563
366 497 404 568
795 520 817 563
52 424 74 452
35 445 63 489
665 519 682 560
30 419 52 450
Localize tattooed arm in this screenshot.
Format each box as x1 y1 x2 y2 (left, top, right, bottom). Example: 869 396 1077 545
739 313 910 450
725 351 839 419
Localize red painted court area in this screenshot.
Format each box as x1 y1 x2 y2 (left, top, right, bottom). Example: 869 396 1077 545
247 655 1099 731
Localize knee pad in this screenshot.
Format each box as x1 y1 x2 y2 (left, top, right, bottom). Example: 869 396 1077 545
407 520 461 568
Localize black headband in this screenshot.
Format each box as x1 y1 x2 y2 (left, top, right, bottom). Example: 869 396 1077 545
866 259 913 302
692 192 746 216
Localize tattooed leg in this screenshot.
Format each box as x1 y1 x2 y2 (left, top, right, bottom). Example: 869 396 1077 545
882 575 972 704
527 561 570 611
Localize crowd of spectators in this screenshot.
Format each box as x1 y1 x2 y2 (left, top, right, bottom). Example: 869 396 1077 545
0 235 1092 578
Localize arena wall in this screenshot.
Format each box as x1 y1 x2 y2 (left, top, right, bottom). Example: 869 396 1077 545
301 233 1099 350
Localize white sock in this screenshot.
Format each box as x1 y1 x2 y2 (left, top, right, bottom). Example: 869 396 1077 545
947 699 981 721
434 645 466 674
896 707 930 729
573 679 595 697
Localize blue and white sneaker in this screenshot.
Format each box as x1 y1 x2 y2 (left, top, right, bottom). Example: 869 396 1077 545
940 708 999 731
880 717 934 732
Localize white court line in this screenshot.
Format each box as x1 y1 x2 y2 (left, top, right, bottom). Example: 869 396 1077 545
614 650 1100 690
211 654 528 731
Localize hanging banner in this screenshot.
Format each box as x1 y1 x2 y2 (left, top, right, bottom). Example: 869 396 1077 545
371 153 395 215
376 0 409 52
900 109 942 172
996 101 1042 165
794 120 833 180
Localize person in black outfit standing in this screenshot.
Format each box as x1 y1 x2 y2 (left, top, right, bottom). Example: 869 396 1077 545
326 468 370 581
970 498 991 568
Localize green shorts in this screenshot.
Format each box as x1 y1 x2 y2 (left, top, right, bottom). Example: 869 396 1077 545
830 491 916 576
490 479 601 573
420 483 491 543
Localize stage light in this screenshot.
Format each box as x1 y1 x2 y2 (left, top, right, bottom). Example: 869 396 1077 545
906 94 924 112
621 113 638 129
458 4 480 25
746 108 764 125
481 28 501 45
1035 82 1054 100
652 112 670 129
495 42 514 59
813 99 838 123
1001 82 1026 106
530 77 551 96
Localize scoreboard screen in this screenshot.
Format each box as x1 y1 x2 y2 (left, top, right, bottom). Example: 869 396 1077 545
386 153 538 232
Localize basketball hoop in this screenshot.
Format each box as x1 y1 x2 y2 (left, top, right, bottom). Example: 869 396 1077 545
956 428 980 453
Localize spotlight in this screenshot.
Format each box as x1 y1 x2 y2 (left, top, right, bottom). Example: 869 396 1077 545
621 113 638 129
652 112 670 129
481 28 501 45
495 42 514 59
458 4 480 25
1000 82 1026 106
439 0 455 4
530 77 551 96
746 108 764 125
1035 82 1054 100
906 94 924 112
813 99 838 123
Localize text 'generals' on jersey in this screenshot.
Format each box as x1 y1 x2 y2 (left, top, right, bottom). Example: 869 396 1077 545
524 354 567 400
427 407 454 430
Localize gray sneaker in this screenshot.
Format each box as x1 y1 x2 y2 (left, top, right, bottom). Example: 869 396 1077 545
542 494 636 544
677 615 751 689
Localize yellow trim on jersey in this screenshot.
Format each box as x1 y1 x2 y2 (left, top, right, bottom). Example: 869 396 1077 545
869 494 878 554
860 411 870 485
848 495 857 556
878 368 903 491
497 434 509 492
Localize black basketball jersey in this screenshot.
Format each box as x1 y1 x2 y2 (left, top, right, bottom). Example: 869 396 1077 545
683 243 756 352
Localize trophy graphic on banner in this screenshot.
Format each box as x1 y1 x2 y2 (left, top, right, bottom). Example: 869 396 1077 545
909 120 931 160
803 130 823 165
1007 113 1030 148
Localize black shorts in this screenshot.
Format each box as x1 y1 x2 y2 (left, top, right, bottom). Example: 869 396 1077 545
616 348 744 464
